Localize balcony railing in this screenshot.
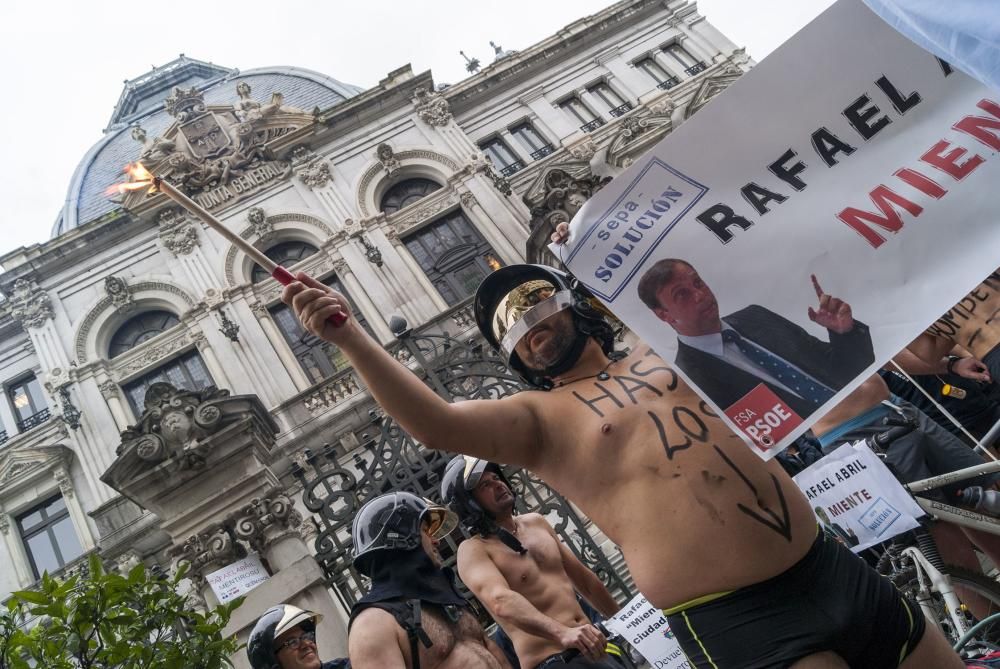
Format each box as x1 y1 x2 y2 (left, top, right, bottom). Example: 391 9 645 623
685 62 708 76
580 118 606 133
530 145 555 161
608 102 634 118
657 76 680 91
16 408 51 433
499 161 525 177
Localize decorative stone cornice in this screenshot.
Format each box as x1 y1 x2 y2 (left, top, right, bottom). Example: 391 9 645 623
157 207 200 256
8 278 54 329
104 276 134 314
412 87 452 127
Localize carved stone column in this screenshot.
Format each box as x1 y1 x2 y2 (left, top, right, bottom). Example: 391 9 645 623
157 207 217 298
99 379 130 431
248 302 312 392
411 87 478 161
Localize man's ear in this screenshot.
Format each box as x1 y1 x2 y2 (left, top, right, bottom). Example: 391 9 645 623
652 306 673 324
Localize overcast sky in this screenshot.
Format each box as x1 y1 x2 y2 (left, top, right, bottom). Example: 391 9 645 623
0 0 834 260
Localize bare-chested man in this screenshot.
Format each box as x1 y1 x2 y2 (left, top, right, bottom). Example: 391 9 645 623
347 492 511 669
285 236 960 667
439 456 621 668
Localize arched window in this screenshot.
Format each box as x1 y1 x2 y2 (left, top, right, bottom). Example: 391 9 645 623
380 178 442 215
251 241 319 283
108 311 181 359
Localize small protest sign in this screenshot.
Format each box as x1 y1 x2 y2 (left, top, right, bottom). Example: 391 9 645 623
205 553 270 604
602 594 690 669
554 0 1000 457
793 442 924 552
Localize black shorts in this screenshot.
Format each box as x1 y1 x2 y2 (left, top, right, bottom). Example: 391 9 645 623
666 530 925 669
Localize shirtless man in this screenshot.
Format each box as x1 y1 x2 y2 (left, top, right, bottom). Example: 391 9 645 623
347 492 510 669
284 239 960 667
440 456 620 668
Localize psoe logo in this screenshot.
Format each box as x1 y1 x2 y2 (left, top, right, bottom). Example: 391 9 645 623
567 157 708 302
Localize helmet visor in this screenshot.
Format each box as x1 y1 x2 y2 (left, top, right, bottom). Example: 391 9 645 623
422 501 459 540
493 283 574 359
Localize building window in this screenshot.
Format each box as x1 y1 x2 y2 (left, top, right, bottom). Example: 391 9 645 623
558 96 604 133
18 495 84 580
122 350 214 416
403 210 503 306
479 137 524 177
380 178 442 215
663 43 706 76
510 122 554 161
8 375 50 433
108 311 181 358
269 275 373 384
587 81 632 118
251 241 319 284
634 57 679 90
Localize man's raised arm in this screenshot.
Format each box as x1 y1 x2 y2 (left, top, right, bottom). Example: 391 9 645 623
281 273 543 469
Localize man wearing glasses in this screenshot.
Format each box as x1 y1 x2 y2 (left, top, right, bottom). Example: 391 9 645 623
247 604 350 669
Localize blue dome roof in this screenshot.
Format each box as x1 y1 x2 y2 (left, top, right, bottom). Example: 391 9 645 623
52 58 362 238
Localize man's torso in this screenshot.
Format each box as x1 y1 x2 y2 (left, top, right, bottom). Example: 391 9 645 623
515 344 817 609
477 514 592 668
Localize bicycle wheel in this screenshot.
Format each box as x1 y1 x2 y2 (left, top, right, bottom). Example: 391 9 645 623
893 564 1000 649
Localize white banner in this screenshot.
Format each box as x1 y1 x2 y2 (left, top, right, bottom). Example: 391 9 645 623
205 553 270 604
603 594 690 669
554 0 1000 457
793 442 924 551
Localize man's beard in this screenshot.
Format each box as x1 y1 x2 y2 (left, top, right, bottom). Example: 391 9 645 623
520 319 577 371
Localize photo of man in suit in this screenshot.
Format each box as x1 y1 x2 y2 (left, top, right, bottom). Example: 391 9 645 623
636 259 875 418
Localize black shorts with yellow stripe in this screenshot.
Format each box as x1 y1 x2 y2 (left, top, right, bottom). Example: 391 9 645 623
665 530 925 669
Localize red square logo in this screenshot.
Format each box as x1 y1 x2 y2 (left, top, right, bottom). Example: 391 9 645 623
724 384 803 451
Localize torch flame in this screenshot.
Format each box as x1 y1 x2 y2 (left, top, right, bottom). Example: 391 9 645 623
105 162 156 196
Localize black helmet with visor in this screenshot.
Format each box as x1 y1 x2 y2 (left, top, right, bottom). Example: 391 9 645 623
351 491 457 577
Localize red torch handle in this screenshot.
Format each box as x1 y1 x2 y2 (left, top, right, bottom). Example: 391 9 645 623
272 266 348 327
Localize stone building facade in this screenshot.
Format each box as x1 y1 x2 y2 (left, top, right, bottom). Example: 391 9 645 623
0 0 749 661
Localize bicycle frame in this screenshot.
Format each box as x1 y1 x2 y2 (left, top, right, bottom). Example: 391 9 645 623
900 545 971 636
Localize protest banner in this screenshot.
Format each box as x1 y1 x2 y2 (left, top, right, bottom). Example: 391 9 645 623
205 553 270 604
602 593 690 669
793 442 924 551
553 0 1000 457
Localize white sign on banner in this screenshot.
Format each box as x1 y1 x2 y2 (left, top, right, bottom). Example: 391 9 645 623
603 594 690 669
205 553 270 604
792 441 924 552
553 0 1000 458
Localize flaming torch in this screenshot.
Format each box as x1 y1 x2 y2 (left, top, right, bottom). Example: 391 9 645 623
109 163 347 326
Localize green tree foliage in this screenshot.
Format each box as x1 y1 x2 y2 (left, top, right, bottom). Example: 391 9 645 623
0 554 243 669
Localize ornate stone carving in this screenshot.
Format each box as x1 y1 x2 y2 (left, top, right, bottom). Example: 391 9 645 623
289 146 317 166
104 276 134 314
451 306 475 329
606 109 674 169
376 143 400 175
8 278 53 329
54 467 74 499
298 516 319 543
99 379 120 399
332 259 349 276
116 383 232 470
246 207 273 239
356 149 461 217
249 302 269 319
303 374 361 416
232 493 303 553
523 168 611 231
0 513 9 536
297 161 331 189
157 207 200 256
118 83 310 213
412 87 453 127
459 191 477 208
568 140 598 161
